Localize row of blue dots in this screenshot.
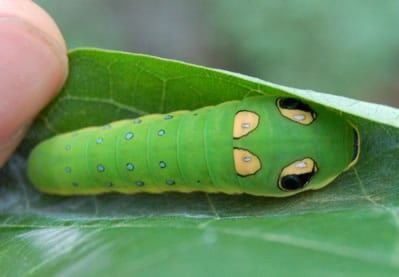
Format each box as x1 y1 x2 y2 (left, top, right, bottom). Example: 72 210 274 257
93 160 168 173
70 179 176 187
64 159 169 175
131 114 174 125
66 128 165 150
65 162 168 174
67 114 176 140
65 163 175 187
94 128 165 145
130 179 177 186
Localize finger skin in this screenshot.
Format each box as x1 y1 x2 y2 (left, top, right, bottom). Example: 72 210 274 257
0 0 68 166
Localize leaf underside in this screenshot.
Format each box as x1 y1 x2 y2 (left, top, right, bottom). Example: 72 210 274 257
1 48 398 276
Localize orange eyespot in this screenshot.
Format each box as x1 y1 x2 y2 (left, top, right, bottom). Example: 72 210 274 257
278 158 318 191
277 98 316 125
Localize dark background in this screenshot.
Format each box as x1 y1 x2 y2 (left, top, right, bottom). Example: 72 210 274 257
37 0 399 107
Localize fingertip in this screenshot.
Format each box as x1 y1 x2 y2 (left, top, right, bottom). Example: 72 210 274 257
0 0 67 55
0 1 68 166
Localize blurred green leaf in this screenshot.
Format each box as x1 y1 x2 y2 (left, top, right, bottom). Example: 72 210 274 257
1 49 398 276
211 0 399 102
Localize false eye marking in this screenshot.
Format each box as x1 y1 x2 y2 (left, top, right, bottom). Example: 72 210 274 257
278 158 318 191
277 98 316 125
233 148 261 176
233 111 260 139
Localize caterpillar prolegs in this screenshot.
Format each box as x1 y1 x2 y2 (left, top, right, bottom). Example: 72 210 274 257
27 96 360 197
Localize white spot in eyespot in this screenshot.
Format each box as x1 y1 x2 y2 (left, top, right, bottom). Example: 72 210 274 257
293 114 305 122
242 156 252 163
295 161 307 168
241 122 251 129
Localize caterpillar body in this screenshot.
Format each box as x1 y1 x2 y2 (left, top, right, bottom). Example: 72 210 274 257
27 96 360 197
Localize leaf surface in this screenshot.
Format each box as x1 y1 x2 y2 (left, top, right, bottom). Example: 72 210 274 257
1 49 398 276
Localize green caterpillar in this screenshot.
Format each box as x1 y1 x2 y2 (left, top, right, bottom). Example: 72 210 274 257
27 96 360 197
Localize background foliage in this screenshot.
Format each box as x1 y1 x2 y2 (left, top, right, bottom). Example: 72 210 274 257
37 0 399 106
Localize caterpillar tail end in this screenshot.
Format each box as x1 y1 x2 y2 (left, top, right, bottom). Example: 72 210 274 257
27 141 64 195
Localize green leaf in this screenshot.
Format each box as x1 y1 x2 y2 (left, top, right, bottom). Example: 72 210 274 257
1 48 398 276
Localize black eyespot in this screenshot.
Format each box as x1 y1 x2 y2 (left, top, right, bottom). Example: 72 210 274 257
278 98 313 112
280 172 314 191
276 98 317 125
